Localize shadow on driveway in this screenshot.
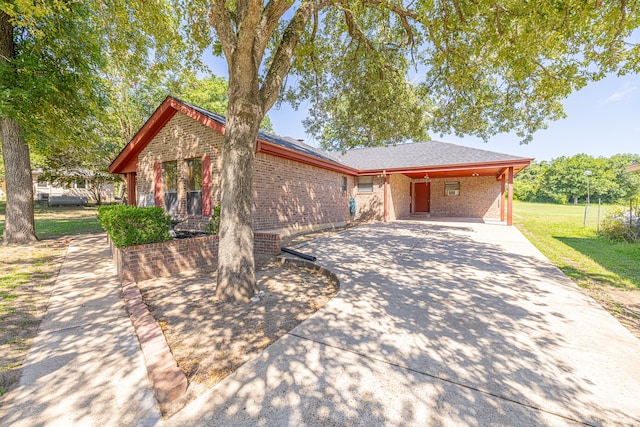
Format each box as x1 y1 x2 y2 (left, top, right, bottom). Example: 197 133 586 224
167 222 640 426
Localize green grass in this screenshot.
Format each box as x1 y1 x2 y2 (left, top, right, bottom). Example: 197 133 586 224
513 201 640 290
0 201 103 240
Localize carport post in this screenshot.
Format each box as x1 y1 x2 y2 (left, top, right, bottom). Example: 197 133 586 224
507 167 514 226
500 176 505 222
383 171 389 222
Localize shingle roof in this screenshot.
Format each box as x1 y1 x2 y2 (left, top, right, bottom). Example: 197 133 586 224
174 97 528 171
175 97 341 165
335 140 528 170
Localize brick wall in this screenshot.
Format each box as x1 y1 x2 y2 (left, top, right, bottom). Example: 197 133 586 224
253 152 353 232
429 177 500 218
138 113 223 215
138 112 355 233
389 174 411 220
111 233 281 284
352 176 384 221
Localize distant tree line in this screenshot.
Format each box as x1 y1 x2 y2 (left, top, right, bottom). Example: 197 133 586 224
514 154 640 204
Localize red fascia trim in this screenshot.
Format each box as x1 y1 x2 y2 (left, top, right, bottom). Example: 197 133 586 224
358 159 533 176
109 99 178 174
109 97 228 175
169 99 226 135
258 140 359 176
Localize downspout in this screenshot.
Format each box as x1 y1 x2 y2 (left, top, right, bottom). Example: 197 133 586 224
383 170 389 222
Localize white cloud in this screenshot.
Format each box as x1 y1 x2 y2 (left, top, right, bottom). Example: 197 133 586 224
604 82 639 103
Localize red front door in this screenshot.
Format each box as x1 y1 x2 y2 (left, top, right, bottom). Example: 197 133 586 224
414 182 430 212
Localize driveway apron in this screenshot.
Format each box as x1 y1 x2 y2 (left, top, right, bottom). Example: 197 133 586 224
167 221 640 426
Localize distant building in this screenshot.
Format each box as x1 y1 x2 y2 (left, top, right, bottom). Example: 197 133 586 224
626 163 640 173
32 170 115 203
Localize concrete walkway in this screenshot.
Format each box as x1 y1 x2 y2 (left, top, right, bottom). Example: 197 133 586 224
166 221 640 426
2 223 640 426
0 235 161 426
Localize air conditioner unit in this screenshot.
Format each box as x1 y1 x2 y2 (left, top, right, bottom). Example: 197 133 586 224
447 190 459 196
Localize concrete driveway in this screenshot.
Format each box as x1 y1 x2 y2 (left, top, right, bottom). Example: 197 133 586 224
167 221 640 426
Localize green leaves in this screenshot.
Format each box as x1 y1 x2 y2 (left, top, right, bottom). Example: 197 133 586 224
515 154 640 204
271 0 640 148
97 205 172 248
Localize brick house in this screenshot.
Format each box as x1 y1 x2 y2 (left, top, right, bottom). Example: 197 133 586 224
109 97 532 236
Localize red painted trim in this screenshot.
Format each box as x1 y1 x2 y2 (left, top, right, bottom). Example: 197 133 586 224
202 155 211 216
127 173 137 206
169 99 226 135
383 172 389 222
153 162 162 208
409 182 413 213
357 158 533 176
258 140 359 176
110 98 178 174
500 177 505 222
507 167 514 226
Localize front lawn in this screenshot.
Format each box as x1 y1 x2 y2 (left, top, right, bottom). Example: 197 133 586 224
0 202 103 240
513 200 640 339
513 201 640 290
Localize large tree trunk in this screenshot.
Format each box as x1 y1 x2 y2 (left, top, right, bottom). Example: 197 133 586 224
215 72 263 302
1 12 37 245
1 119 36 244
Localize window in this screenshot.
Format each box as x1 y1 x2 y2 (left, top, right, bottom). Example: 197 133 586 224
342 177 347 194
163 161 178 214
357 176 373 193
75 180 87 189
445 182 460 196
37 179 48 188
186 158 202 215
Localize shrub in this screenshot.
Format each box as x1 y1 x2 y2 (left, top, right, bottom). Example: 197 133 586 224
599 207 640 242
206 205 221 235
97 205 172 247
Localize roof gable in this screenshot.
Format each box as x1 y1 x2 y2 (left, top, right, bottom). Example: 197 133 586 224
109 97 531 177
109 96 353 175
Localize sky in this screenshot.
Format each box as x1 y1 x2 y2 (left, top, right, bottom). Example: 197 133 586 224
205 55 639 162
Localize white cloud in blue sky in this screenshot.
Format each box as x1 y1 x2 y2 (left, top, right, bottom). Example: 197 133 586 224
604 81 639 104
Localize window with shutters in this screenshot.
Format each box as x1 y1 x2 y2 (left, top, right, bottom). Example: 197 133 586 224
163 161 178 214
186 158 202 215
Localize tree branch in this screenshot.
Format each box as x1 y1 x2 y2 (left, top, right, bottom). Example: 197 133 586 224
259 0 330 112
452 0 466 23
255 0 294 62
234 0 263 63
339 4 375 51
208 0 237 61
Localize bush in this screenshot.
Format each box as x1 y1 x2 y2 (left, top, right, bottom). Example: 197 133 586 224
98 205 172 247
206 205 221 235
599 207 640 242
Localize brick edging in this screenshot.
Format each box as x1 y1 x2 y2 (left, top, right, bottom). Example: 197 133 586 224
276 256 340 288
121 280 188 415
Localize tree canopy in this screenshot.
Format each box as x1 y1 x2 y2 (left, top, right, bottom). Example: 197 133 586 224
278 1 640 149
515 154 640 204
197 0 640 301
0 0 207 243
2 0 639 300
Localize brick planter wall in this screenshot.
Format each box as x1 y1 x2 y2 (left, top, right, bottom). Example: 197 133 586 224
110 233 281 285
